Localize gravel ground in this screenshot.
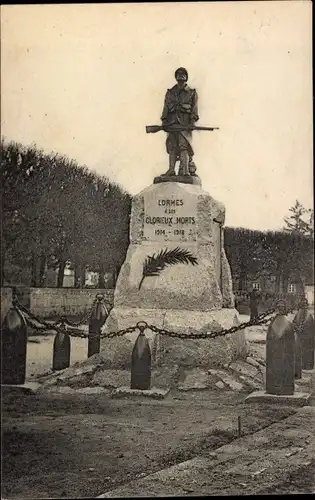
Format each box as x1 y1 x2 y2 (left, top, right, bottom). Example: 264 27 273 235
2 389 298 499
98 406 315 498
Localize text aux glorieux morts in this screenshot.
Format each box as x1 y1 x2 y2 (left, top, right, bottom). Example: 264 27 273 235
143 197 198 241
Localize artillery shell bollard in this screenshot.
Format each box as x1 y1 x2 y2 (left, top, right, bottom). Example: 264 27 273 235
302 312 315 370
293 306 307 379
294 302 314 370
131 322 151 390
88 294 108 358
1 306 27 385
52 323 70 371
294 329 302 380
245 300 311 405
266 306 294 395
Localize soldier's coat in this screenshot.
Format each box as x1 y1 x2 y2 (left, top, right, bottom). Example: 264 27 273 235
161 84 199 157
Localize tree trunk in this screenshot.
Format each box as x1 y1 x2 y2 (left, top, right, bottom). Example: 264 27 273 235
39 255 47 287
80 265 85 288
0 248 5 287
98 263 105 288
296 276 305 296
275 261 281 294
74 263 81 288
282 273 289 295
238 267 247 291
31 252 37 287
57 260 66 288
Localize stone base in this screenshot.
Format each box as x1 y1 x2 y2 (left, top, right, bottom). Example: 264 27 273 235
101 306 248 369
153 175 202 186
244 390 311 406
111 387 170 399
120 182 235 310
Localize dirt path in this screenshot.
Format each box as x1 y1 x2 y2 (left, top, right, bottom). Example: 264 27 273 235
2 389 296 499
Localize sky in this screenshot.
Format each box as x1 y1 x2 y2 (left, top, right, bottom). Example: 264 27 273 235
1 1 313 231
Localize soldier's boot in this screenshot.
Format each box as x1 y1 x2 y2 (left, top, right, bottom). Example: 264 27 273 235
180 150 190 176
161 153 177 176
189 157 197 176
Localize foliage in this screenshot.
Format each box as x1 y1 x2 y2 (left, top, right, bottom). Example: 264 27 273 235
224 228 266 289
283 200 314 237
1 138 131 287
225 226 313 293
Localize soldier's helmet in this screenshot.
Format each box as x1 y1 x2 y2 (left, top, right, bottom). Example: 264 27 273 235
175 67 188 81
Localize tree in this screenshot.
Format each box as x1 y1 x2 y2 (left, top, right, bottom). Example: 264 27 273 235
260 231 296 293
224 227 313 294
1 139 45 285
283 201 314 291
82 177 131 286
224 227 267 289
284 200 314 237
1 138 132 288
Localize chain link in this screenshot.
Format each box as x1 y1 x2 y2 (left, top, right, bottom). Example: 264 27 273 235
61 305 95 328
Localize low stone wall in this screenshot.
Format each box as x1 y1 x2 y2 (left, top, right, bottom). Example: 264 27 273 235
29 288 115 318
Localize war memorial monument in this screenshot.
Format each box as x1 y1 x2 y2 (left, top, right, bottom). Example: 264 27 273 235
102 68 247 368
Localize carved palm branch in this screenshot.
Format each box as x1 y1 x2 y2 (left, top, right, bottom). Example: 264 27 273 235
138 247 198 290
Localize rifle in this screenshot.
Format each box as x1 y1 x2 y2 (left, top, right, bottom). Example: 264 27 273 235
146 124 219 134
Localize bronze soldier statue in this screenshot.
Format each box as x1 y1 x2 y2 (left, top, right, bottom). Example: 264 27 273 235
146 69 219 182
160 67 199 177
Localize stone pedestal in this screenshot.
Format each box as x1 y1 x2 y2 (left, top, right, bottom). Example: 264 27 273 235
153 174 202 186
102 181 246 368
244 391 311 407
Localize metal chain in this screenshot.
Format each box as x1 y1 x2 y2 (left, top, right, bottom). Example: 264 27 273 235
11 295 303 341
11 295 138 339
65 324 140 339
147 307 279 340
59 294 110 327
60 304 95 328
99 325 141 339
12 294 111 329
13 299 62 330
